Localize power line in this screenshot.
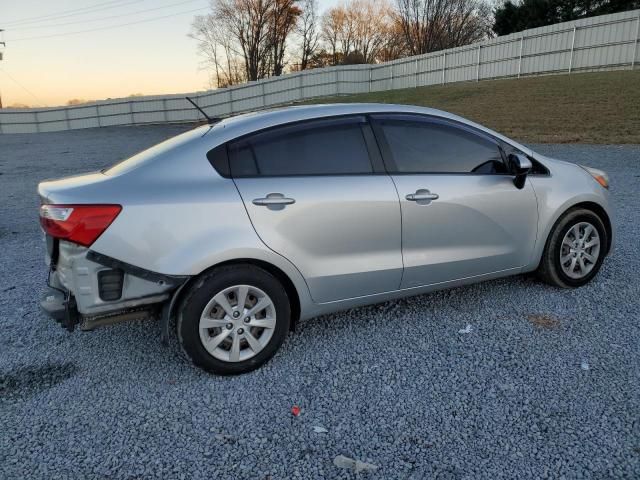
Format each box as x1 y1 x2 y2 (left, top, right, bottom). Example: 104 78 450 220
0 67 44 105
5 0 204 32
8 7 209 42
4 0 144 27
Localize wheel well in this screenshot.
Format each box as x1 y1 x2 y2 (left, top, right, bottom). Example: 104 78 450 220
532 201 612 273
569 201 612 255
173 259 301 331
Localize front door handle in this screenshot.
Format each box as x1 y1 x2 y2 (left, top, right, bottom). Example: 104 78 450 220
406 189 439 202
252 193 296 209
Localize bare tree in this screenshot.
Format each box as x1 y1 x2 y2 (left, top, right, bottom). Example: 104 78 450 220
320 3 358 65
190 12 245 87
321 7 345 65
267 0 302 76
350 0 392 63
298 0 320 70
337 6 356 59
216 0 273 81
192 0 303 84
395 0 491 55
191 0 492 87
378 12 410 62
320 0 399 65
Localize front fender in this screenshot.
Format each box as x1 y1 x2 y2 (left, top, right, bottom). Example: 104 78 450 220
526 160 613 270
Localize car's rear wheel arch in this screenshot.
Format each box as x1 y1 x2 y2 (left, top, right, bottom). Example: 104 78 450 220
172 259 301 331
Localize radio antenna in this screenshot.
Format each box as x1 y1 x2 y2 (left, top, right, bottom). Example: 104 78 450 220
185 96 220 124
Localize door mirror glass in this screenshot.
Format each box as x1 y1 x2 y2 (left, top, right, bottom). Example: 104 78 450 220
508 153 532 189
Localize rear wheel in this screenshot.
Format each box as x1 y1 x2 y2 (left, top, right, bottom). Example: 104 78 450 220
178 265 291 375
537 208 608 288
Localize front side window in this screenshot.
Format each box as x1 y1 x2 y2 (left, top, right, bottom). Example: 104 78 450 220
228 119 373 177
375 118 507 174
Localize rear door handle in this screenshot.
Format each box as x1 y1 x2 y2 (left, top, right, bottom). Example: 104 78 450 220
252 193 296 207
406 189 439 202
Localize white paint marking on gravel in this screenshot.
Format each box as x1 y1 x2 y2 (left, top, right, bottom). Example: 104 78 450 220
458 324 473 334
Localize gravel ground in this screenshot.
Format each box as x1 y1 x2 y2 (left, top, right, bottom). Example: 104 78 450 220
1 126 639 479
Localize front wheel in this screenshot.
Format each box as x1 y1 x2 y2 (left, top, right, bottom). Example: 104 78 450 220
177 265 291 375
537 208 608 288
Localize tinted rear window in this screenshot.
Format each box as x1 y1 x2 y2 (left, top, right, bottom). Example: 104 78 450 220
228 120 373 177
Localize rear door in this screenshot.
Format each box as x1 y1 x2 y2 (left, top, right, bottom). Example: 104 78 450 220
229 116 403 303
371 114 538 289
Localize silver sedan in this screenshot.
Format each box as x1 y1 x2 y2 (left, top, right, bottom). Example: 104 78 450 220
38 104 614 374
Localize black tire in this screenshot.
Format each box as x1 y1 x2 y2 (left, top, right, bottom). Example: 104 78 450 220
537 208 608 288
177 264 291 375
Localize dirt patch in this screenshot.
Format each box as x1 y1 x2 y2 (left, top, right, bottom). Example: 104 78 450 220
527 314 561 330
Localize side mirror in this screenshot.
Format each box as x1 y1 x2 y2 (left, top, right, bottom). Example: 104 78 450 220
508 153 532 189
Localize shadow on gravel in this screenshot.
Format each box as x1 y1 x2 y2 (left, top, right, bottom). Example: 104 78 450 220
0 362 78 399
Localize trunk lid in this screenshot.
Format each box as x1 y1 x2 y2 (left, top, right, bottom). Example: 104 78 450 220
38 172 111 204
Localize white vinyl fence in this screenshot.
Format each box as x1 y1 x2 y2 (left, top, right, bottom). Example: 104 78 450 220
1 9 638 134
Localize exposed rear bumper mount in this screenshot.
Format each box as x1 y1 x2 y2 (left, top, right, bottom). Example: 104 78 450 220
40 286 79 331
41 285 162 331
86 250 188 288
41 243 191 334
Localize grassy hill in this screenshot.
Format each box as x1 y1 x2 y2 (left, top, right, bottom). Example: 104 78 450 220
305 71 640 144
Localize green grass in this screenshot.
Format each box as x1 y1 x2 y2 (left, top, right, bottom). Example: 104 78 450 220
304 71 640 144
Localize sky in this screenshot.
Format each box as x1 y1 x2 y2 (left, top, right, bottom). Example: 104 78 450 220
0 0 341 107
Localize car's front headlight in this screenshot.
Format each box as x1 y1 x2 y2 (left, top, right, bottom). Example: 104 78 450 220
580 165 609 189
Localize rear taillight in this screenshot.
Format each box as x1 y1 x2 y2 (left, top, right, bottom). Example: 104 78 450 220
40 204 122 247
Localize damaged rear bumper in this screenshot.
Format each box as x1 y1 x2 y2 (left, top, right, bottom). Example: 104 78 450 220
40 287 73 323
42 240 189 331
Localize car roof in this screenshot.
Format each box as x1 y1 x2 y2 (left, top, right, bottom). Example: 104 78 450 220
204 103 532 155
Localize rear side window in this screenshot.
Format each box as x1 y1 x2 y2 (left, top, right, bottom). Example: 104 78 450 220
228 119 373 177
376 119 506 174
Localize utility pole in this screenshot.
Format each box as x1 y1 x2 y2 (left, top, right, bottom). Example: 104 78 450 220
0 29 5 108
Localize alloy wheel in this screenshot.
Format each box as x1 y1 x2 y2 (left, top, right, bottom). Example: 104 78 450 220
560 222 601 279
198 285 276 362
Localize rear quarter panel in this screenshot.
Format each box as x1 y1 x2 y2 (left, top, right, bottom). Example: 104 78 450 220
82 135 314 314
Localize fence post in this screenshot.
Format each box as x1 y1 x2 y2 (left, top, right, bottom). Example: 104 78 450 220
229 89 234 114
95 105 101 127
298 72 303 100
568 26 577 73
476 45 481 81
64 107 70 130
632 14 640 68
35 111 40 133
415 58 419 88
162 98 168 122
368 66 372 93
129 100 135 126
389 65 393 90
518 36 524 78
442 52 446 84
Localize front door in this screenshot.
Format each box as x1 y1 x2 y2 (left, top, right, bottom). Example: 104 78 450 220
371 115 538 289
229 116 403 303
